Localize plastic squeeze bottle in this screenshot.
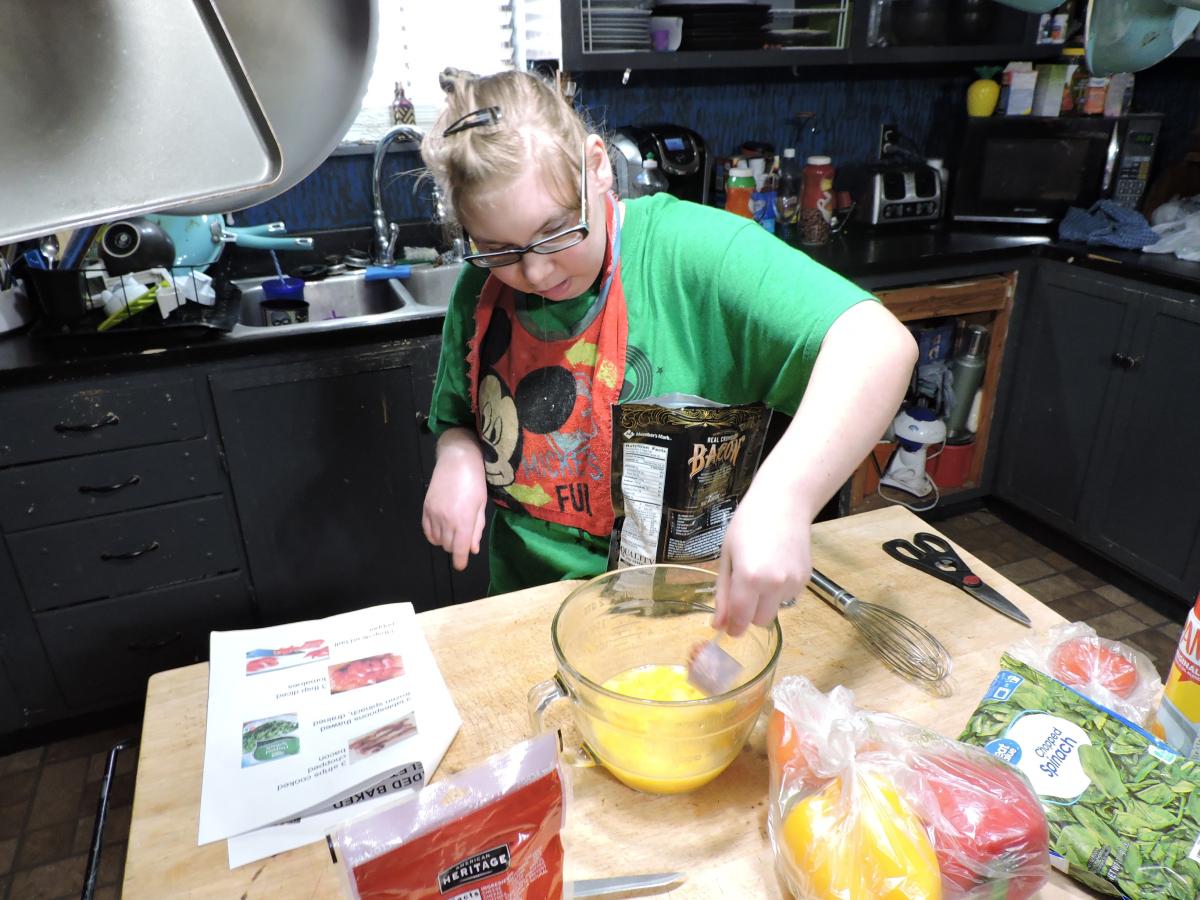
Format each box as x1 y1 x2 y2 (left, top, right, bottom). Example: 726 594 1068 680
1151 593 1200 759
633 153 669 197
724 165 756 219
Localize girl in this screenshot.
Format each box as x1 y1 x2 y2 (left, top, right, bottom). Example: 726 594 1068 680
420 69 916 636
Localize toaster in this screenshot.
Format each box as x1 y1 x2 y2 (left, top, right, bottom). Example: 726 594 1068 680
840 161 943 226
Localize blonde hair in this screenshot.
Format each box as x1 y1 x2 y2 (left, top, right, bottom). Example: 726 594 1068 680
421 69 591 226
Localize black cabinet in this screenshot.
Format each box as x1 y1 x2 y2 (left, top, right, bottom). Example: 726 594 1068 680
561 0 1055 72
0 327 488 736
996 262 1141 532
998 260 1200 600
210 338 452 625
1082 281 1200 596
0 540 62 730
0 368 252 730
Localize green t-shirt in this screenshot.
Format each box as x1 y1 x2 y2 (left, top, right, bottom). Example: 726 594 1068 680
429 193 872 594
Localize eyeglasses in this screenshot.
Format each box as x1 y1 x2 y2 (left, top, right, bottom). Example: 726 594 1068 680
462 143 589 269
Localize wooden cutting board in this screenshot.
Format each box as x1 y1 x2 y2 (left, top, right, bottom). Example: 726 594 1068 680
122 506 1100 898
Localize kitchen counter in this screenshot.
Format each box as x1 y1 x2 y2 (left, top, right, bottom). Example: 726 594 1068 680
122 506 1098 899
800 226 1052 279
1041 240 1200 297
4 225 1197 388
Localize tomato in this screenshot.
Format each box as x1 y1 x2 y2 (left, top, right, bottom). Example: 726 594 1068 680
781 770 942 899
1049 637 1139 698
909 751 1048 900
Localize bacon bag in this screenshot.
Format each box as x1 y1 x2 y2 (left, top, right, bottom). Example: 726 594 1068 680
331 733 568 900
609 394 770 568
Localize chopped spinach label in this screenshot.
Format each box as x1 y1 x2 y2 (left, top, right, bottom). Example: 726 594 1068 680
987 712 1092 802
961 655 1200 899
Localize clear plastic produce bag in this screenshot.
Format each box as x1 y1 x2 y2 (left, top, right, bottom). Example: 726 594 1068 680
1006 621 1162 726
768 676 1049 899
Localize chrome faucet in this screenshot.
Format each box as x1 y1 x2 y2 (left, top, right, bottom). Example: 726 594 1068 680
371 125 423 265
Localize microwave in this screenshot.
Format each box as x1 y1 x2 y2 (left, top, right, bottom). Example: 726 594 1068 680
951 114 1162 225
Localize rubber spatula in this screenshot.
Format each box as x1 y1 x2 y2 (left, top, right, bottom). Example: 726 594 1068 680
687 637 742 695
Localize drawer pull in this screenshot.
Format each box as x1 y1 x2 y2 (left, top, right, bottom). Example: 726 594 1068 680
78 474 142 495
126 631 182 652
100 540 160 562
1111 352 1142 370
55 411 120 433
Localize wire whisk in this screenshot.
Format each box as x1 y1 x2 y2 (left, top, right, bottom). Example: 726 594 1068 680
809 568 952 685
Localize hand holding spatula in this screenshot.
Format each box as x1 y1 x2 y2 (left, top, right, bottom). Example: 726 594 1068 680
687 635 743 695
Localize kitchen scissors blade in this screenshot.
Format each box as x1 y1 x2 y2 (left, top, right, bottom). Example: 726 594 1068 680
882 532 1031 627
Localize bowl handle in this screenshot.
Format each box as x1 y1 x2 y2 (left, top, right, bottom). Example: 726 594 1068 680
527 675 598 769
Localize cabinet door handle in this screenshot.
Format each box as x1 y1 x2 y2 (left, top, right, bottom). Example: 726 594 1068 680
126 631 182 652
55 411 120 433
100 540 160 562
78 474 141 495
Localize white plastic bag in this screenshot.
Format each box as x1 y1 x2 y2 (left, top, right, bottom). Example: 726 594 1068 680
1006 621 1161 725
1144 195 1200 261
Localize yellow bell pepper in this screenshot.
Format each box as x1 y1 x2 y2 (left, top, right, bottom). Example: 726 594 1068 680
780 770 942 900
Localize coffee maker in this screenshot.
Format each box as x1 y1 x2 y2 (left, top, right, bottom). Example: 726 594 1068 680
609 124 710 204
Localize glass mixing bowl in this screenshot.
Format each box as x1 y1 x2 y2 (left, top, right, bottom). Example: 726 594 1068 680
528 564 782 794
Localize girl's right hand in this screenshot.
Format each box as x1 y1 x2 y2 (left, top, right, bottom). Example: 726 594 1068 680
422 428 488 571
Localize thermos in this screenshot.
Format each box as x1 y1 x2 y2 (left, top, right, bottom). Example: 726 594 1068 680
800 156 835 246
947 324 988 442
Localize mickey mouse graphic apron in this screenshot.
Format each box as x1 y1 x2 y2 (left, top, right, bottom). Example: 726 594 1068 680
466 193 627 536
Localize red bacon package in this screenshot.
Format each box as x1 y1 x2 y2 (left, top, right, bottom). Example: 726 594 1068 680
330 733 569 899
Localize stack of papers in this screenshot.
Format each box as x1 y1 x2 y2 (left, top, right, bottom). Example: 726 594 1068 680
197 603 462 868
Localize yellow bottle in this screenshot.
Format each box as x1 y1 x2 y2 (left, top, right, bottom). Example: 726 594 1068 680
1151 594 1200 759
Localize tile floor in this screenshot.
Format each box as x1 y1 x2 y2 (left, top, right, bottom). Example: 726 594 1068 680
0 721 139 900
0 502 1189 899
931 503 1188 682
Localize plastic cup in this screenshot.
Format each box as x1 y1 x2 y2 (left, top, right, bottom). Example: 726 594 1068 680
260 276 307 326
261 276 305 302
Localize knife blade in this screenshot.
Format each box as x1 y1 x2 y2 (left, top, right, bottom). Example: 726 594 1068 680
571 872 686 897
962 579 1032 626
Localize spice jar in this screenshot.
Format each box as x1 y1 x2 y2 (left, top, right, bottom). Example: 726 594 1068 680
800 156 835 246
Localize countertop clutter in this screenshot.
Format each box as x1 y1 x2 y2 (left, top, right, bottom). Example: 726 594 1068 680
5 225 1200 387
121 507 1094 899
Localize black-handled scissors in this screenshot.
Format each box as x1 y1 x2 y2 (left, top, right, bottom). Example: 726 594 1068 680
882 532 1031 626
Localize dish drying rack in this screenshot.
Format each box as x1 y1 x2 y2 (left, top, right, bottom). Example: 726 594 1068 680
24 264 240 349
575 0 850 54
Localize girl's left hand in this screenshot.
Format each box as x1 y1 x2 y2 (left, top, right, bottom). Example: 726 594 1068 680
712 481 812 637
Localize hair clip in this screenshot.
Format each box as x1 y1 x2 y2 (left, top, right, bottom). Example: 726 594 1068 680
443 106 503 137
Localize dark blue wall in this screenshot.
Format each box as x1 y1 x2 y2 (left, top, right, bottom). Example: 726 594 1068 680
231 63 1200 234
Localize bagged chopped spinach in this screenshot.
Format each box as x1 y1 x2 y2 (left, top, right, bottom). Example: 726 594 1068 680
960 654 1200 899
608 395 769 568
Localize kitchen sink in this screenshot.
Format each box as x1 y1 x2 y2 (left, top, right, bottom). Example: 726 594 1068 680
394 261 463 309
229 270 446 337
